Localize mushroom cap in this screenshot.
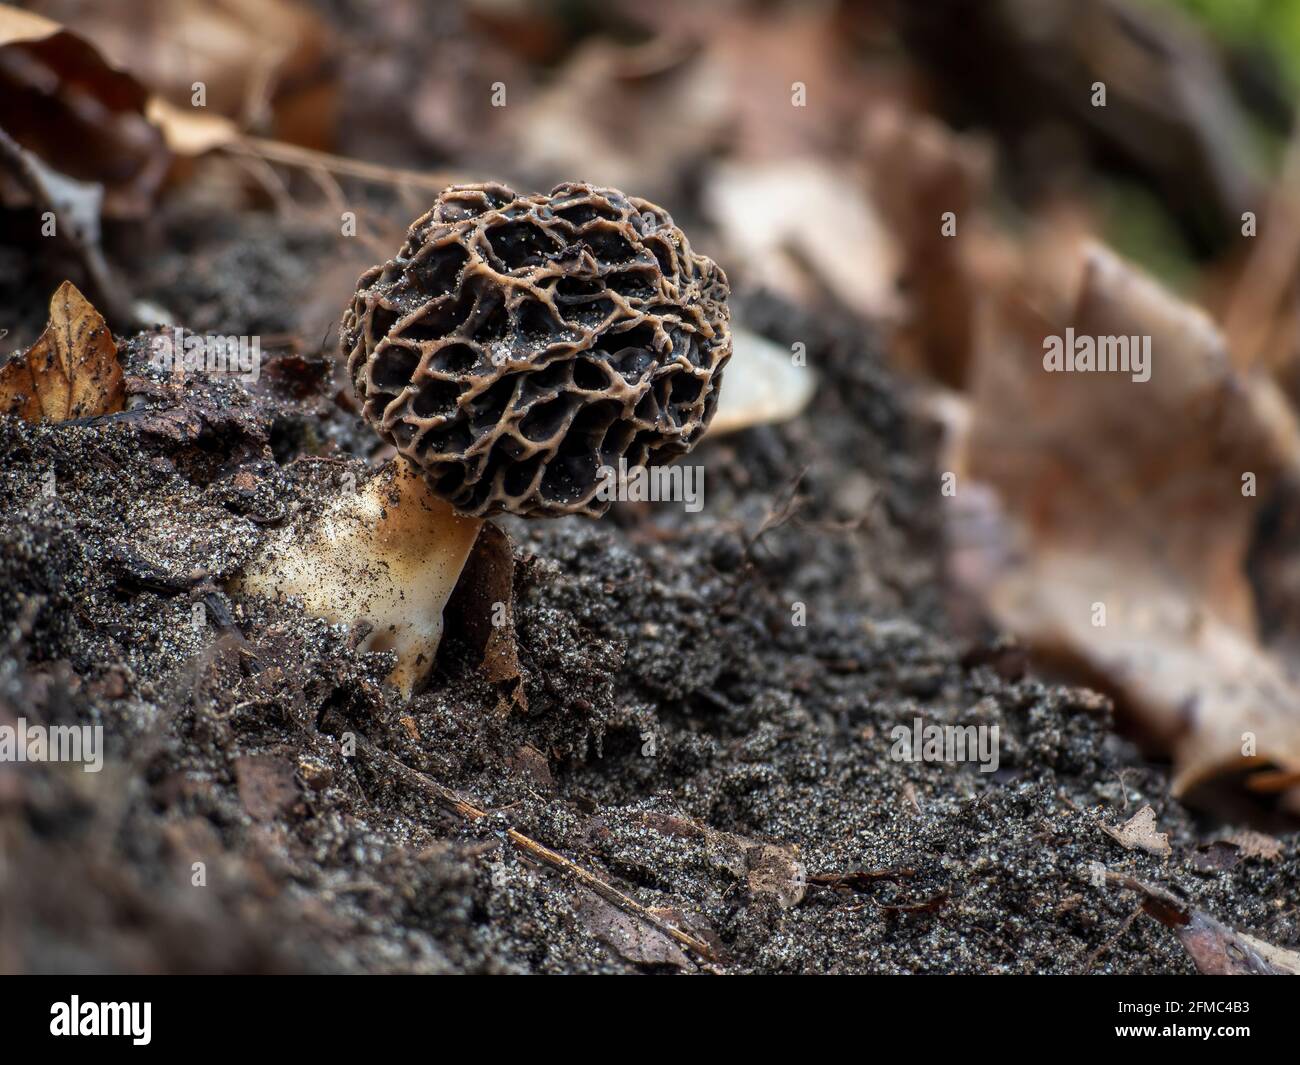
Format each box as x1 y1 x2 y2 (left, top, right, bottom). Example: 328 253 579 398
341 182 731 518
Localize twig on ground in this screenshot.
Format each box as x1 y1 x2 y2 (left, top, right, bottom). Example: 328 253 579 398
359 739 719 964
1082 902 1143 973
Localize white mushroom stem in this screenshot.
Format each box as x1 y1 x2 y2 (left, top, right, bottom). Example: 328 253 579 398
231 459 483 698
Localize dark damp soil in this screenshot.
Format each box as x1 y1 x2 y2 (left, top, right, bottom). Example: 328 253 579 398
1 192 1296 975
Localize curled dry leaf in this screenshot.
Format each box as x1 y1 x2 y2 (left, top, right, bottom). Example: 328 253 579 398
1101 804 1171 858
954 240 1300 801
0 280 124 421
0 4 174 322
145 97 240 157
1178 911 1300 976
30 0 334 146
0 123 135 326
0 4 169 218
1109 874 1300 975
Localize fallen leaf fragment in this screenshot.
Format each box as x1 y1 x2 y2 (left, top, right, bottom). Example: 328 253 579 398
0 281 124 421
0 4 170 217
1191 829 1284 871
861 106 1002 387
37 0 335 144
1101 804 1171 858
745 842 808 911
1221 829 1283 862
507 745 553 793
0 4 53 41
575 892 692 970
707 327 816 437
146 97 240 156
1106 874 1300 975
506 35 725 203
1191 841 1241 873
703 159 900 322
1178 911 1300 976
955 240 1300 800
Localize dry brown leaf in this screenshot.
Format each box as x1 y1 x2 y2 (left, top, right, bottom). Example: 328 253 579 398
1221 829 1283 862
0 4 170 218
861 107 1004 388
0 4 176 324
506 1 868 202
1101 804 1171 858
28 0 334 146
1111 874 1300 975
636 810 807 910
504 34 725 205
0 4 52 41
1215 134 1300 377
0 281 123 421
574 892 692 970
703 158 900 322
1188 921 1300 975
954 240 1300 799
146 97 240 157
698 2 880 164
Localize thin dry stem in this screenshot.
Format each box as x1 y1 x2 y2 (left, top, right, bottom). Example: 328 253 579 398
362 740 719 964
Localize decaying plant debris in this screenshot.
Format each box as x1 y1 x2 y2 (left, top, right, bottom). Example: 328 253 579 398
0 281 123 421
2 0 1299 975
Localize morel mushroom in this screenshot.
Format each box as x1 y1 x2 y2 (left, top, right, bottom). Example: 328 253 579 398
235 181 730 696
348 180 731 516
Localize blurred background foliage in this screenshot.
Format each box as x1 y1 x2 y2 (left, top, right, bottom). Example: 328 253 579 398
1174 0 1300 89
